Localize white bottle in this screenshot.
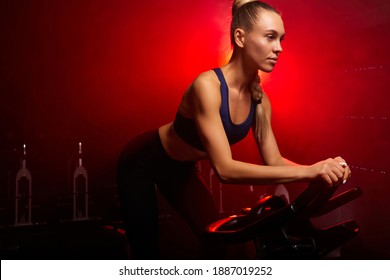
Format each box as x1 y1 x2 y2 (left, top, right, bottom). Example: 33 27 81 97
15 144 32 225
73 142 89 220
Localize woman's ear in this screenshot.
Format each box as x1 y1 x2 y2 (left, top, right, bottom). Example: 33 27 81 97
234 28 246 48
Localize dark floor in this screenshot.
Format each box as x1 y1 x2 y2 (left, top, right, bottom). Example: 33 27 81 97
0 220 130 260
1 217 389 260
2 187 389 260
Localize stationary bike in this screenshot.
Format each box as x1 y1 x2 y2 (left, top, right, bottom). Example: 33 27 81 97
206 181 362 259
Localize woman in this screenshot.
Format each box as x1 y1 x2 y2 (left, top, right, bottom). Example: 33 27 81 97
117 0 351 259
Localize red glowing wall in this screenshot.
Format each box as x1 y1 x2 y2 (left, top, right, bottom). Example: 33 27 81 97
1 0 389 257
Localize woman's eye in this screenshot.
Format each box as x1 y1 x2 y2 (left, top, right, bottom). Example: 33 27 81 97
266 35 274 40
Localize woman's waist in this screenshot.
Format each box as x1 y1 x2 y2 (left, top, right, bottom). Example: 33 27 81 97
159 123 208 162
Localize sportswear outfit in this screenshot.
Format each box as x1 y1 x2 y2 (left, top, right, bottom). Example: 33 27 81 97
117 68 255 259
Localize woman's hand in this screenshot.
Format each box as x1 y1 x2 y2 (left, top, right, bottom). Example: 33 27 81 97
307 156 352 187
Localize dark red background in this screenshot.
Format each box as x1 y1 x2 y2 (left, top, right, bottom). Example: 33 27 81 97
1 0 389 257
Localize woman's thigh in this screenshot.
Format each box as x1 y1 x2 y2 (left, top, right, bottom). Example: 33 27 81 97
157 168 218 237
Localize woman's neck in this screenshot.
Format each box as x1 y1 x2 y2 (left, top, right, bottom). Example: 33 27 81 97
222 51 258 93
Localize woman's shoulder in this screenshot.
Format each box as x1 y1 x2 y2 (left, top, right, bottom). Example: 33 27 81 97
193 69 218 85
183 69 222 111
190 69 220 95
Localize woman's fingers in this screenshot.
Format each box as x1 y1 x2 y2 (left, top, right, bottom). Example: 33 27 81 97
311 156 352 187
333 157 352 185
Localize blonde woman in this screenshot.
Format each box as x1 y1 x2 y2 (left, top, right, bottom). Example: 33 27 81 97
117 0 351 259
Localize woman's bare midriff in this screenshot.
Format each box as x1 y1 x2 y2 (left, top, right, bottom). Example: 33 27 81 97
158 123 208 162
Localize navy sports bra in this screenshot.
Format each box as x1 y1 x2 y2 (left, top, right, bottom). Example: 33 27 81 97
173 68 256 151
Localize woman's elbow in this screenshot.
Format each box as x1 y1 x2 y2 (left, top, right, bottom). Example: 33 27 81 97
213 163 236 184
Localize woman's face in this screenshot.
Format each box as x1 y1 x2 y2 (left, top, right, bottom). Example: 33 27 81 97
243 10 285 73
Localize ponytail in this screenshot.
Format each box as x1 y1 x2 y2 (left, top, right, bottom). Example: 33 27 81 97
250 76 269 144
254 103 269 144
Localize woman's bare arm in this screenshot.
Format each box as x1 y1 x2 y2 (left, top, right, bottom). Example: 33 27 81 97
189 72 346 186
253 93 298 166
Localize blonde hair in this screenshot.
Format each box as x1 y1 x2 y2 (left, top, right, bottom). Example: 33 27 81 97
232 0 257 15
231 0 279 143
231 0 279 46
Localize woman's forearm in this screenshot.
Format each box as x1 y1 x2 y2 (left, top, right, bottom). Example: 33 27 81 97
215 159 309 185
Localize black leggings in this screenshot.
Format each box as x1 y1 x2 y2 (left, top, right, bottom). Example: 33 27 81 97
117 129 219 259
